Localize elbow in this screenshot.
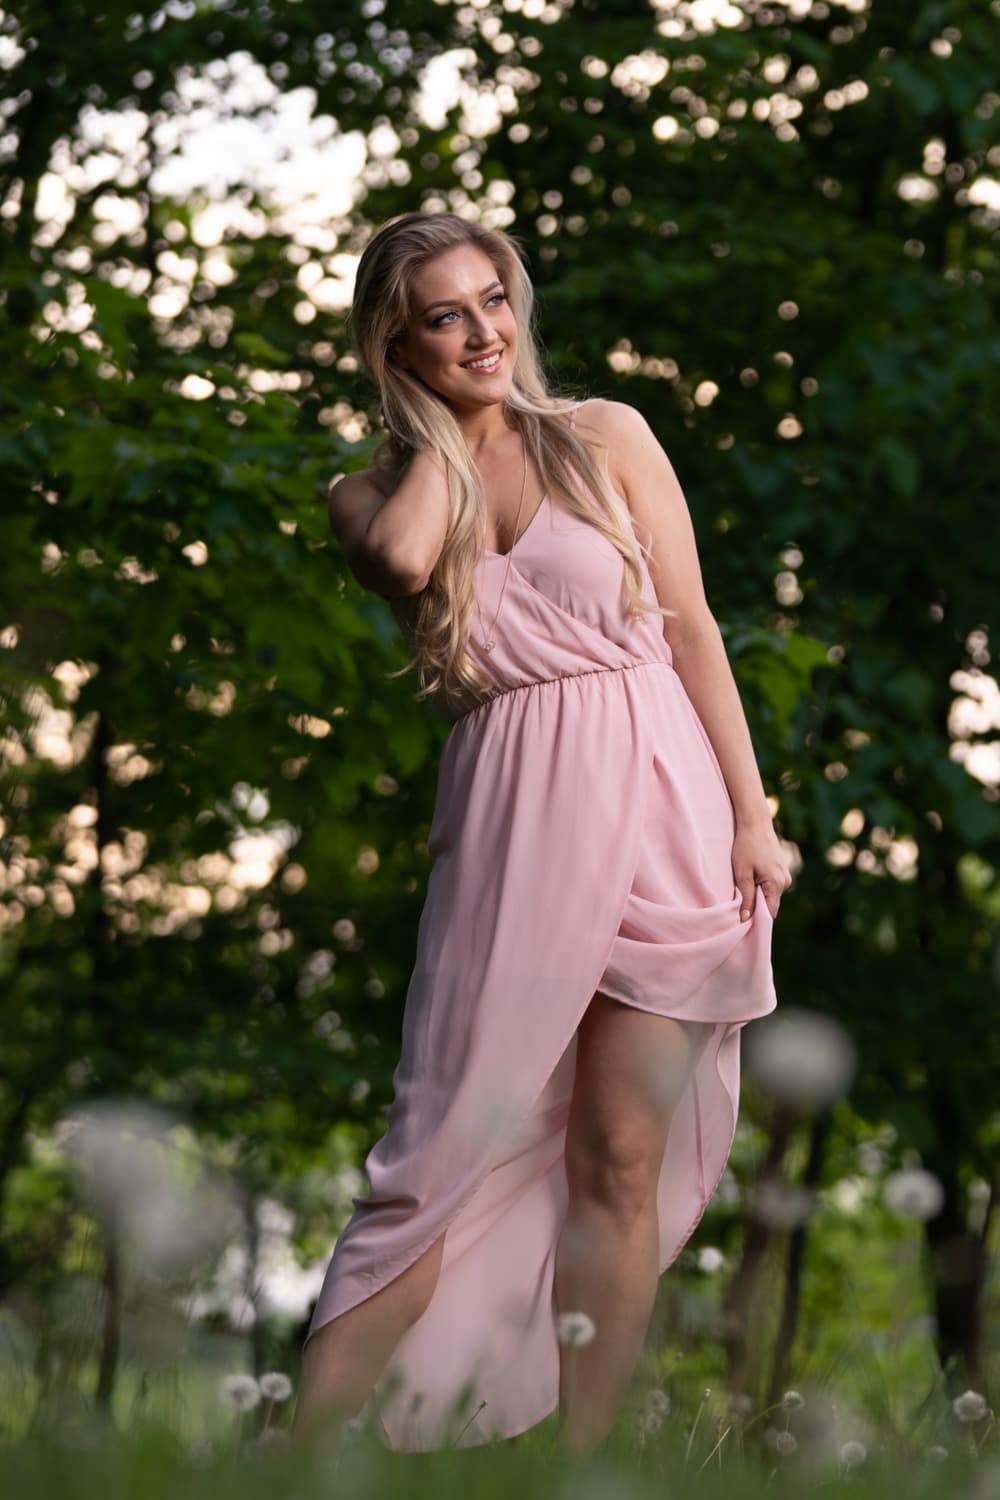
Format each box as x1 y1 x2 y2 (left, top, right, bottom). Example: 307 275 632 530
665 604 719 655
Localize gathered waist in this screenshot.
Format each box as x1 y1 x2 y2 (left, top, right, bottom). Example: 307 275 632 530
450 658 674 725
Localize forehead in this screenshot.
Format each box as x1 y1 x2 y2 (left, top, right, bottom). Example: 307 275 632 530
408 243 502 309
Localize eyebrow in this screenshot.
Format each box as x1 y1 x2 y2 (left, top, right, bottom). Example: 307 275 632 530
419 279 503 316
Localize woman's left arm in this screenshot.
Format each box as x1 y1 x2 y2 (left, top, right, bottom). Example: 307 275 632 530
589 399 793 923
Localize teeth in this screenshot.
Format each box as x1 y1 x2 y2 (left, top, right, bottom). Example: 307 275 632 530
464 351 501 370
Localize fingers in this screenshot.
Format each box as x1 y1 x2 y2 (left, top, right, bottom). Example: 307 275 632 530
737 875 756 923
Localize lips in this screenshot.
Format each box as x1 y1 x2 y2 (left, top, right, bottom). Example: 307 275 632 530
460 349 504 372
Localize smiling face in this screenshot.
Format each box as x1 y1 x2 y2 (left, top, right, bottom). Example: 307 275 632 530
390 243 519 413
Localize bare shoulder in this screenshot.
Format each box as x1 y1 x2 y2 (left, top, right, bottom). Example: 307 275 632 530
565 398 655 492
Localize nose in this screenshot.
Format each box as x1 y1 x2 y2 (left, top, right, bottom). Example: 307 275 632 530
466 306 496 345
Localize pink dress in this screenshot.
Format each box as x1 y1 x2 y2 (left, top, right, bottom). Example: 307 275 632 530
305 447 778 1451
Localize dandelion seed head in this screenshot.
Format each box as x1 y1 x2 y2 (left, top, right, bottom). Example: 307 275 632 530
774 1430 797 1454
840 1440 867 1467
782 1389 805 1410
642 1388 671 1416
926 1444 949 1462
745 1008 856 1111
953 1389 988 1423
883 1167 945 1221
556 1310 596 1347
641 1410 663 1434
218 1373 262 1411
259 1371 293 1402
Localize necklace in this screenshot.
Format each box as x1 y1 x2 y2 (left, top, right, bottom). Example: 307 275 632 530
478 430 527 654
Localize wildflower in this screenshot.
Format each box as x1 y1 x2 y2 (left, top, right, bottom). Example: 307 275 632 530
953 1389 989 1423
556 1311 596 1347
774 1430 797 1454
218 1373 262 1412
782 1389 805 1410
883 1168 944 1221
926 1445 949 1461
840 1440 867 1468
643 1389 671 1416
259 1372 293 1402
745 1009 856 1112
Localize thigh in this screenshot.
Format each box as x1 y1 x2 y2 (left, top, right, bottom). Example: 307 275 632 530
567 992 710 1164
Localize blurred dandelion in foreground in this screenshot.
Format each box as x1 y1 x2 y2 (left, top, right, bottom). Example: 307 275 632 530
259 1371 293 1402
556 1310 596 1347
782 1389 805 1410
218 1373 262 1412
926 1444 949 1461
764 1426 797 1453
57 1098 239 1280
752 1179 817 1229
728 1393 754 1417
744 1008 856 1112
840 1439 867 1469
642 1388 671 1417
883 1167 945 1220
953 1389 989 1422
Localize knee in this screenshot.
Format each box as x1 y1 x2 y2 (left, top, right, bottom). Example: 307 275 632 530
566 1125 662 1222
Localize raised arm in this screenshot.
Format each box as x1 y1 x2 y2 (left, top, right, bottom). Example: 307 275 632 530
328 448 451 599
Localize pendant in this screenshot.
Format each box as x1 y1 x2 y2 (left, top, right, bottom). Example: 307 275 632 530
484 640 495 652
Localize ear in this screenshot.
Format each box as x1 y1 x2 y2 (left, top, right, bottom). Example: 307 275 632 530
387 337 410 371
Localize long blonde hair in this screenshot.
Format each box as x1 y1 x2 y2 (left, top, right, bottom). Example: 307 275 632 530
348 211 678 716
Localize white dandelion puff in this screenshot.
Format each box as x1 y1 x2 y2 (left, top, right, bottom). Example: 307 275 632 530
883 1167 945 1221
218 1373 262 1412
840 1440 867 1468
774 1429 797 1454
953 1389 988 1423
745 1008 856 1112
259 1371 293 1402
782 1389 805 1410
556 1310 596 1347
641 1410 663 1434
926 1444 949 1461
643 1388 671 1416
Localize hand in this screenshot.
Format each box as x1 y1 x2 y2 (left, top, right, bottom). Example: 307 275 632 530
732 819 792 922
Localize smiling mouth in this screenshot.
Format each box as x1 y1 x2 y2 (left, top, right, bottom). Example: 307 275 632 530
460 349 504 372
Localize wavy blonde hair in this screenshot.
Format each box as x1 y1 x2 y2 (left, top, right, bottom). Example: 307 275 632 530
348 210 678 717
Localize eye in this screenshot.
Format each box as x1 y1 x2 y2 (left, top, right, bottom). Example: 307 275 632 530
430 291 507 328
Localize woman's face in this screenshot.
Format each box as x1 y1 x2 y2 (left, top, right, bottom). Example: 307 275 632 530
391 243 519 413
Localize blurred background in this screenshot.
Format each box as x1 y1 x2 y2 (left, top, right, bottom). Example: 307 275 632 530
1 0 998 1459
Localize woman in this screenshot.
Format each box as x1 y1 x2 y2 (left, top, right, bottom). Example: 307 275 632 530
293 211 790 1455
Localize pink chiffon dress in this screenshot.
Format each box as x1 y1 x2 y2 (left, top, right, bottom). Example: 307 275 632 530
305 421 778 1450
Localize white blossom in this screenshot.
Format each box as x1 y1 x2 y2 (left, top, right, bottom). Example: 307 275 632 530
883 1168 945 1221
259 1371 293 1402
218 1373 262 1412
953 1389 988 1423
556 1310 596 1347
840 1440 867 1468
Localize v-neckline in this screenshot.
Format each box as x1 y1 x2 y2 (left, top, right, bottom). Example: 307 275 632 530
484 493 549 560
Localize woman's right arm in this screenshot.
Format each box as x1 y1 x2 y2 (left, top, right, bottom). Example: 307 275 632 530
327 449 451 599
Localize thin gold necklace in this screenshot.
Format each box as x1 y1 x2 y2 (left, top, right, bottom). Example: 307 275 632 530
479 430 527 654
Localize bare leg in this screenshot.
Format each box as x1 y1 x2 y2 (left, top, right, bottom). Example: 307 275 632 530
553 999 710 1456
291 1230 447 1445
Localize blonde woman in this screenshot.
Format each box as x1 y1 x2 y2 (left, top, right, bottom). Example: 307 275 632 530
293 211 789 1455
